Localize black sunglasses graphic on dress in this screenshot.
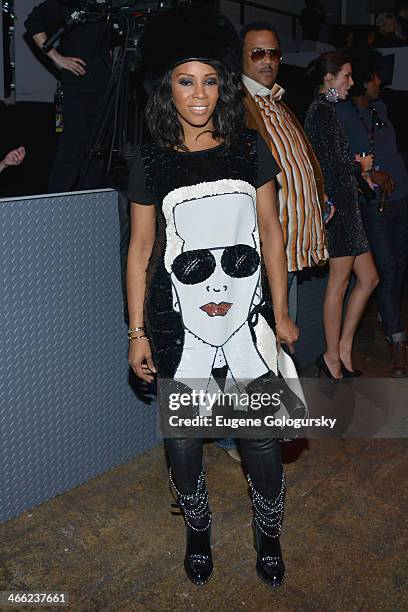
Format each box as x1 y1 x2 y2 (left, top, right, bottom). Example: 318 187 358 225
172 244 260 285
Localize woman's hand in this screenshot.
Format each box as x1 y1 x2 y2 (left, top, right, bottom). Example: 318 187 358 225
325 204 336 223
355 153 374 173
323 195 336 224
128 338 157 383
361 171 376 190
275 315 299 354
370 169 395 197
0 146 26 170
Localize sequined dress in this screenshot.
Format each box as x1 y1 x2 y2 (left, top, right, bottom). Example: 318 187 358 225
304 95 369 258
128 130 287 384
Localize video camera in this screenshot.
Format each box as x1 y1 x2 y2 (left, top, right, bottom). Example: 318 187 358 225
42 0 180 53
76 0 179 14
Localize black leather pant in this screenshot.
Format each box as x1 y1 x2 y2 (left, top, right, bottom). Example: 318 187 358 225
165 438 282 500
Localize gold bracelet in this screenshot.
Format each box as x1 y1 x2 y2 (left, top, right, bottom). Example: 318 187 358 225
129 326 145 333
128 333 149 341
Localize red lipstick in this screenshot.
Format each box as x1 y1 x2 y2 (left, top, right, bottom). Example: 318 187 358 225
200 302 232 317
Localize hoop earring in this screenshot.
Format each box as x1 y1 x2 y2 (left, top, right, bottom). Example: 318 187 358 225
324 87 339 103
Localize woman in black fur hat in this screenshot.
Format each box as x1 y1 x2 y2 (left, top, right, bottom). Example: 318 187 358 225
126 5 302 589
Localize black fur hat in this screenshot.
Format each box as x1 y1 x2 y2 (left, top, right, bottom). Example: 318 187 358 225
139 5 241 96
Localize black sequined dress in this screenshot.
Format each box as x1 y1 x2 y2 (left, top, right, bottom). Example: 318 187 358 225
128 130 286 382
304 95 369 258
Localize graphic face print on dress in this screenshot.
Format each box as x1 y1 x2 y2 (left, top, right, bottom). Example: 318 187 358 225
166 187 261 347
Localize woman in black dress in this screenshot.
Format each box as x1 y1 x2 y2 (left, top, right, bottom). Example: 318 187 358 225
304 52 379 379
126 7 303 589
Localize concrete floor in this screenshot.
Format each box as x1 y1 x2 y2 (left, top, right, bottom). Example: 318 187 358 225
1 299 407 611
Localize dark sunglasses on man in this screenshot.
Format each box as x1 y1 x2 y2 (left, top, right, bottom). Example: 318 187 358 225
246 48 283 63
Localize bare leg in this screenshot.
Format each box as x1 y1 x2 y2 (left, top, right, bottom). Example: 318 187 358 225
323 256 355 378
339 251 379 370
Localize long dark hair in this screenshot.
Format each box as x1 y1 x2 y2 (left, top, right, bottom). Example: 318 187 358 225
145 60 245 151
306 51 351 90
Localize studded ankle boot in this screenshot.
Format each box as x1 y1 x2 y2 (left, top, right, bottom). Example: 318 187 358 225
169 468 213 585
248 473 286 589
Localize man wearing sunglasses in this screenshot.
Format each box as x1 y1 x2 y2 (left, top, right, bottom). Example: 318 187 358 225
335 48 408 377
241 22 327 323
215 22 326 461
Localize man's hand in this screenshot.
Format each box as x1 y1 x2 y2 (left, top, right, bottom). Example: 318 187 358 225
370 170 395 197
275 315 299 354
0 146 26 173
32 33 87 76
52 51 86 76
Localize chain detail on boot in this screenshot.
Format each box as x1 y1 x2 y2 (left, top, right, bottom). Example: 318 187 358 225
247 473 286 538
169 468 212 532
248 473 286 588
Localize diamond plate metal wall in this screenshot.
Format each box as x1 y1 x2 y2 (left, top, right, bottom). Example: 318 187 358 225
0 190 159 524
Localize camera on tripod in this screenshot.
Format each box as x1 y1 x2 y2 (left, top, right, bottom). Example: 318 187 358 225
56 0 191 188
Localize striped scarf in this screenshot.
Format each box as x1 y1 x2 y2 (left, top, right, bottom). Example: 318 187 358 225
255 94 326 271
